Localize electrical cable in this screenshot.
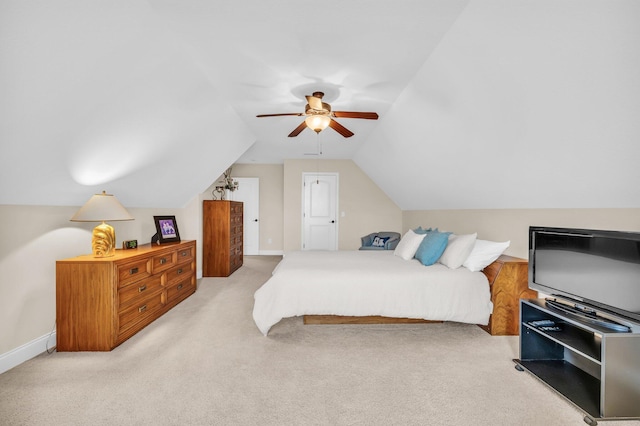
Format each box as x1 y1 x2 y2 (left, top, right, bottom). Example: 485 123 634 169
45 320 56 354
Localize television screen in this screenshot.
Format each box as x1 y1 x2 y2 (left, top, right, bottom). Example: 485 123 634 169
529 226 640 323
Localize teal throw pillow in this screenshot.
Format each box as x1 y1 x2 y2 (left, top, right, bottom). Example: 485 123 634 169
415 231 450 266
413 226 434 235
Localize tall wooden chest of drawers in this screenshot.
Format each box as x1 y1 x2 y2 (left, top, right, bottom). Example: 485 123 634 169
203 200 243 277
56 240 196 351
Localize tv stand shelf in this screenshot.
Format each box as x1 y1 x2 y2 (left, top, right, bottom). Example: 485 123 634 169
515 299 640 425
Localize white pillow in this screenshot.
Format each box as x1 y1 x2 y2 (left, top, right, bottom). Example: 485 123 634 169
463 239 511 272
394 230 426 260
438 233 477 269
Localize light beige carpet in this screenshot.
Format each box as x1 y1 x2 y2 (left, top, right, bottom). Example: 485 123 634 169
0 256 636 425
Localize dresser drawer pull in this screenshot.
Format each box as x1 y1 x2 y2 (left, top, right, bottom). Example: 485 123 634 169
138 284 147 293
129 267 139 275
138 304 147 313
180 251 188 257
177 268 183 275
177 284 183 291
160 258 167 264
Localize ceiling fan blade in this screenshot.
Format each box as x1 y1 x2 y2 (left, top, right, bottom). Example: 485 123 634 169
288 121 308 137
256 113 304 117
332 111 379 120
306 95 323 111
328 119 354 138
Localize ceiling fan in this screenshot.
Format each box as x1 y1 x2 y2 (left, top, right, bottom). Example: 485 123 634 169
256 91 378 138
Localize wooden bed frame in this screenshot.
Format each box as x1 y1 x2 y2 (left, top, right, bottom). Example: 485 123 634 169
303 254 536 336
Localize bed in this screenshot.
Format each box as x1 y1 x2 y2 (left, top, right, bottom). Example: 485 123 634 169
253 250 522 336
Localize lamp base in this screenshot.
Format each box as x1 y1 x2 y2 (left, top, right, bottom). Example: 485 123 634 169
92 222 116 257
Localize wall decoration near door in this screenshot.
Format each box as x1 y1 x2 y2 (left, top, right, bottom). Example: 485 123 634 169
211 167 239 200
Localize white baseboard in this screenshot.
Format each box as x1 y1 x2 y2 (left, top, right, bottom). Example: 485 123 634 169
258 250 284 256
0 331 56 374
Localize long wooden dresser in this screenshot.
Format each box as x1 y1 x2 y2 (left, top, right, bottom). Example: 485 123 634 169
56 240 196 351
203 200 243 277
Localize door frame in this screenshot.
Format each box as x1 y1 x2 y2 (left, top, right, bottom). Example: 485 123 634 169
301 172 339 250
233 177 260 255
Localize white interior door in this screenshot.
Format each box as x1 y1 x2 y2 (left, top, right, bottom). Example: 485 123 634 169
232 177 259 255
302 173 338 250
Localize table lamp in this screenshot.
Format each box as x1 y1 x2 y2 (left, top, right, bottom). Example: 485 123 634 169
71 191 134 257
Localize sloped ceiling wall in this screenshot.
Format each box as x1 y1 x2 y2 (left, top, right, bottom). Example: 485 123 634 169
0 1 255 208
1 0 639 210
355 0 640 209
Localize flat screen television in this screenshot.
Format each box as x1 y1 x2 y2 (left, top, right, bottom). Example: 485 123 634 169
529 226 640 329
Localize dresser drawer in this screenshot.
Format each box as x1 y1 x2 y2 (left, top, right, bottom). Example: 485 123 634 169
166 261 194 286
151 251 176 273
230 254 242 270
117 258 152 288
176 245 194 263
118 275 163 310
231 202 243 215
118 290 164 333
166 277 194 303
231 224 243 236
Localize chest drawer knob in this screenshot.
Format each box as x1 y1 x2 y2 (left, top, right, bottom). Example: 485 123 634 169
129 267 139 275
180 251 188 257
138 304 147 313
138 284 147 293
177 268 183 275
177 284 183 291
160 258 167 265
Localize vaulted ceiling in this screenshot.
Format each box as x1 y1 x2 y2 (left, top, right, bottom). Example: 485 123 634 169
2 0 639 209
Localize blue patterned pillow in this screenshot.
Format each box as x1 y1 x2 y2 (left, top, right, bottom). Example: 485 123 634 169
414 231 450 266
372 236 390 247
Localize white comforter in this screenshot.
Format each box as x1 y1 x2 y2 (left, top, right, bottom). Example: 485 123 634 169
253 250 493 335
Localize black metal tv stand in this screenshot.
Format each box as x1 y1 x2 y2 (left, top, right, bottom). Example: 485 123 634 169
514 299 640 425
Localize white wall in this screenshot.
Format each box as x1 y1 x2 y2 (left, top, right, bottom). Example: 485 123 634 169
403 208 640 259
283 159 403 251
355 0 640 211
206 164 286 254
4 183 640 374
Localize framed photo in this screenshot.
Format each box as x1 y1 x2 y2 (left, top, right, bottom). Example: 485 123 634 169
153 215 181 244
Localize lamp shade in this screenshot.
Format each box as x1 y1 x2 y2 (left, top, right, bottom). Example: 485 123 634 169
71 191 134 222
305 115 331 133
71 191 134 257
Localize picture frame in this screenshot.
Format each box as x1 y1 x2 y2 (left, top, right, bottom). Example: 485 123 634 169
153 215 181 244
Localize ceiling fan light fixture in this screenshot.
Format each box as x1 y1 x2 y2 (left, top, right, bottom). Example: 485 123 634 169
305 115 331 133
257 91 378 137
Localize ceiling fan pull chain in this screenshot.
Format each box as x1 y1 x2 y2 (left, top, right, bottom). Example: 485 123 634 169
316 133 320 184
